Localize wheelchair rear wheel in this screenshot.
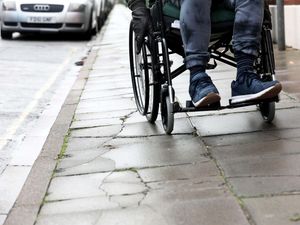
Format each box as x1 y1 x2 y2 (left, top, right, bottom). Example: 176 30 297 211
129 22 160 122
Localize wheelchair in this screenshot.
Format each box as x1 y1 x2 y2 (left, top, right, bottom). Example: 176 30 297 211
129 0 279 134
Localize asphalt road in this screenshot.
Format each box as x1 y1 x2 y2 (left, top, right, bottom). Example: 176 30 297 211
0 33 93 174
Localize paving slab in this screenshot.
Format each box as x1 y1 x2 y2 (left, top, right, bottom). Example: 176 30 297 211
110 194 144 208
228 176 300 197
119 117 195 137
147 176 225 192
46 173 109 201
101 182 147 196
77 98 135 112
80 89 132 100
65 137 110 152
74 109 134 121
57 149 109 169
244 195 300 225
210 139 300 161
265 128 300 139
216 154 300 177
104 171 142 183
83 81 131 91
103 135 209 170
190 107 300 137
95 196 250 225
70 117 123 129
40 196 118 215
71 125 122 138
36 211 101 225
56 155 115 177
203 131 278 147
138 161 219 183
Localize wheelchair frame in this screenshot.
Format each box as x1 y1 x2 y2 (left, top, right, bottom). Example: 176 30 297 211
129 0 279 134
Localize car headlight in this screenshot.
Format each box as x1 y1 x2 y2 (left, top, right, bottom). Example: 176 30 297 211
2 1 16 11
68 3 86 12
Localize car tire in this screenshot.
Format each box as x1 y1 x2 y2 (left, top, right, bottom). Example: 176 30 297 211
83 19 93 40
1 30 12 40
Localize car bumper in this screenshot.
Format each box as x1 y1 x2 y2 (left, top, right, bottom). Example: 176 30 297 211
1 11 90 33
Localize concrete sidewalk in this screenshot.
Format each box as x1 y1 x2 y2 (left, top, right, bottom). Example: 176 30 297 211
5 4 300 225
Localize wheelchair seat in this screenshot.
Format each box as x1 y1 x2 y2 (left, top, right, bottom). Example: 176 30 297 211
162 1 235 34
151 1 235 56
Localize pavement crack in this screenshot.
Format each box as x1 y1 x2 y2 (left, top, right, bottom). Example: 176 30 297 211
55 151 112 172
205 146 258 225
135 170 150 206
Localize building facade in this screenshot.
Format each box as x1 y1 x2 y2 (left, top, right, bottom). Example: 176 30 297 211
269 0 300 49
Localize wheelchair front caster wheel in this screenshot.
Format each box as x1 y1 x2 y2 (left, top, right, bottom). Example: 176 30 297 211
259 101 275 123
161 95 174 134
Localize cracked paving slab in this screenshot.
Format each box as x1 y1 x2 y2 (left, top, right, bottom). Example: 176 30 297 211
110 194 144 208
70 117 123 130
65 137 110 152
102 135 209 170
71 124 122 138
118 117 195 137
56 154 115 177
46 173 109 201
100 171 147 196
39 196 118 216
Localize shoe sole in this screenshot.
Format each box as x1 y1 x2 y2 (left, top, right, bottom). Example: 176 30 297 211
230 83 282 104
193 93 221 108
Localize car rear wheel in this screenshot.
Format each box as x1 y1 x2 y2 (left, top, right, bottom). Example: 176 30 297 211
1 30 12 40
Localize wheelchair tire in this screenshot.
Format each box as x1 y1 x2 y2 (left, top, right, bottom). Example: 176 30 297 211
129 22 160 122
259 101 275 123
161 94 174 135
145 38 160 123
129 22 150 115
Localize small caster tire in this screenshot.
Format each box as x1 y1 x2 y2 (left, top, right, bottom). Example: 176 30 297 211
161 95 174 135
259 101 275 123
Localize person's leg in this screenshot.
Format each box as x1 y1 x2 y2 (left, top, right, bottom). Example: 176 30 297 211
227 0 282 100
180 0 220 107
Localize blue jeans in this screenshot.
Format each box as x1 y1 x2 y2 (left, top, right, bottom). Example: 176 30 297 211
179 0 264 69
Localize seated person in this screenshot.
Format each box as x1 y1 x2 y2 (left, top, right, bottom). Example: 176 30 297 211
127 0 282 107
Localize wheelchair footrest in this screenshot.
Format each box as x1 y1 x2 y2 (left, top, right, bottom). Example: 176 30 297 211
186 100 221 108
229 96 279 108
176 100 221 112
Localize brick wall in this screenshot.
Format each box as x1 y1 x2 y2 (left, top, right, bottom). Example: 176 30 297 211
269 0 300 4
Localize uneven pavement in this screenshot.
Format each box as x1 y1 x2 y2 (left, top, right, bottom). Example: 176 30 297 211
4 4 300 225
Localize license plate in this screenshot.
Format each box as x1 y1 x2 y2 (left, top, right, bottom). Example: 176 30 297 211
27 16 55 23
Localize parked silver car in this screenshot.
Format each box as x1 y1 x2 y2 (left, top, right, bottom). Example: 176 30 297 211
96 0 115 29
0 0 100 39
